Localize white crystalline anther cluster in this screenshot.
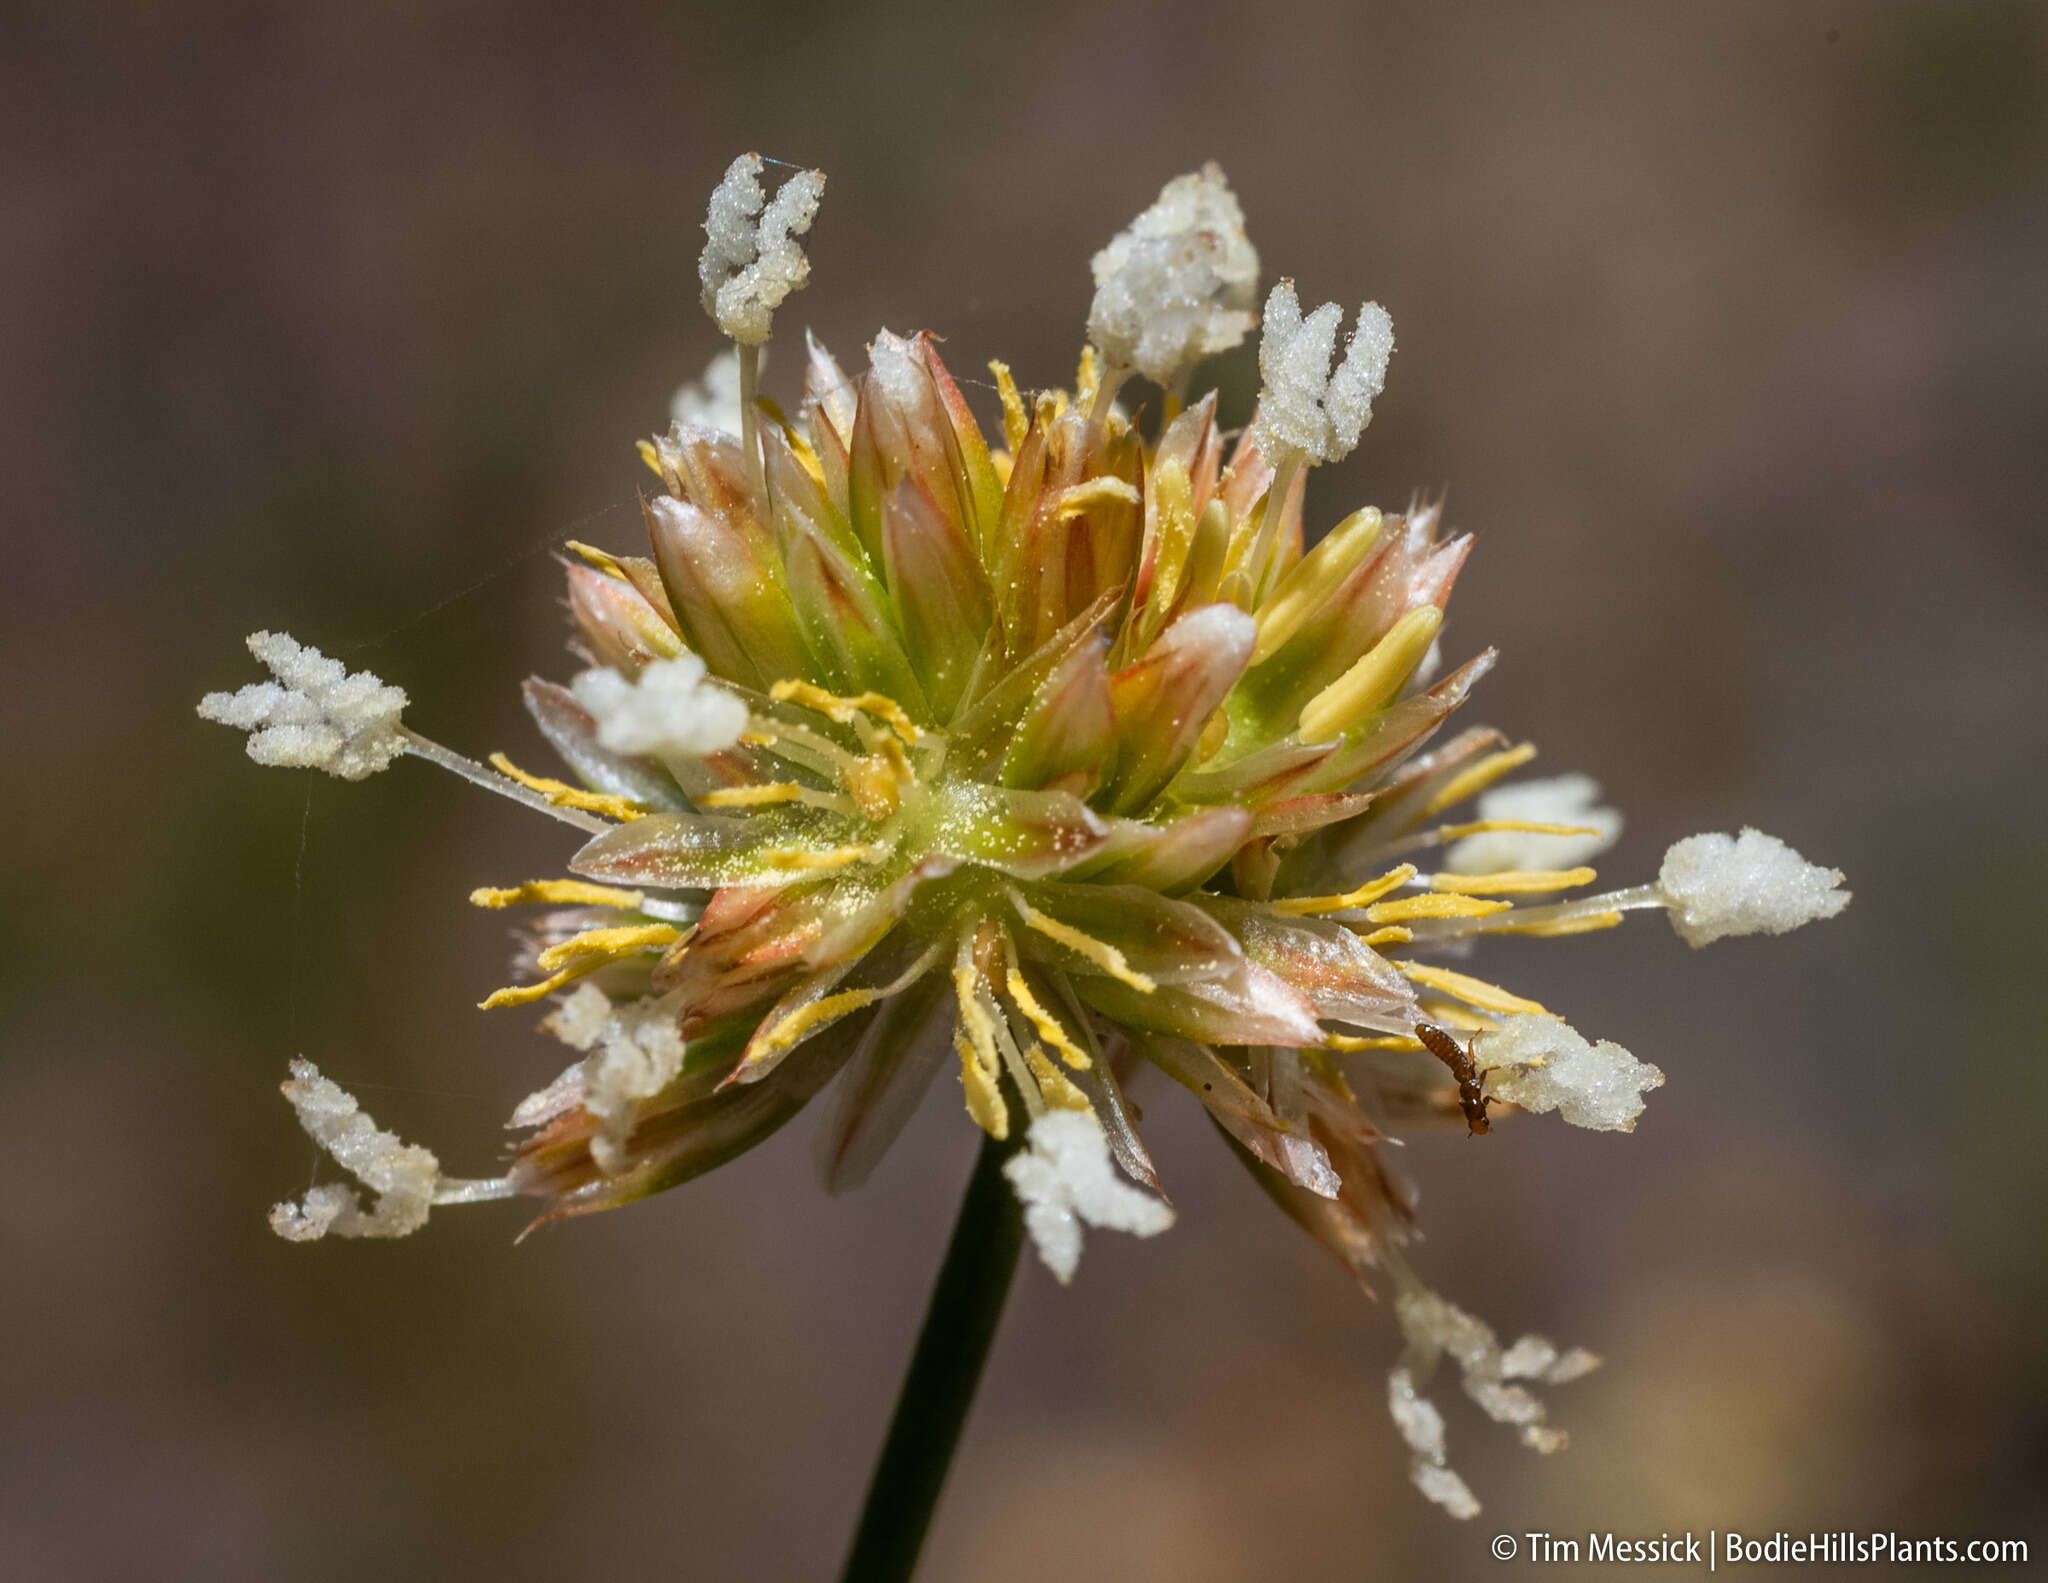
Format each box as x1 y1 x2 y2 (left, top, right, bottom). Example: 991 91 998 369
1003 1108 1175 1284
1088 162 1261 387
698 153 826 345
1657 827 1851 948
197 631 408 781
570 654 748 761
1249 281 1395 465
1479 1013 1665 1134
1388 1282 1598 1518
865 329 929 411
1389 1367 1479 1520
269 1057 440 1241
1444 773 1622 874
670 347 747 436
538 984 686 1174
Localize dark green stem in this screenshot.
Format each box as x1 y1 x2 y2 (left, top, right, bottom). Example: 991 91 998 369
838 1133 1024 1583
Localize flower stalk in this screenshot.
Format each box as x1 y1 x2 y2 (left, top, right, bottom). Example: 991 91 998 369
839 1133 1024 1583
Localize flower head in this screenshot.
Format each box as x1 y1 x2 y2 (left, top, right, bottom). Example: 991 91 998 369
202 153 1851 1520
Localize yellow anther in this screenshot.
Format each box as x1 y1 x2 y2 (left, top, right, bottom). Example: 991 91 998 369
1141 457 1196 627
700 782 803 807
1325 1032 1425 1052
1398 962 1549 1016
839 754 904 820
488 754 645 821
1421 742 1538 815
781 424 829 490
1431 818 1602 842
469 879 646 911
990 359 1029 453
755 844 885 876
478 962 594 1009
1013 898 1156 994
565 539 629 578
1024 1043 1091 1111
535 923 682 974
1366 893 1514 923
768 679 922 745
1005 968 1092 1071
1429 867 1597 896
1056 476 1142 521
635 439 664 478
1252 507 1384 665
1358 925 1414 946
955 1029 1010 1140
754 986 886 1060
1418 998 1500 1032
1272 863 1418 917
1297 604 1444 742
1487 910 1625 938
1074 344 1102 412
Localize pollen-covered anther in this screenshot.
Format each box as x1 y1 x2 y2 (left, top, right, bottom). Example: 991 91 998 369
1003 1108 1175 1284
197 631 408 781
1088 162 1260 390
1004 967 1092 1071
1656 827 1850 947
1442 773 1620 874
1429 866 1597 897
1055 476 1142 520
1364 893 1512 923
469 879 646 911
1012 896 1156 993
1249 279 1396 466
1297 605 1442 742
1272 863 1419 917
1397 962 1549 1017
487 754 645 821
698 153 825 345
1422 742 1539 816
768 678 922 745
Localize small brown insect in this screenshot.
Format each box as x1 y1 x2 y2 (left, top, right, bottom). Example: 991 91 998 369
1415 1021 1496 1136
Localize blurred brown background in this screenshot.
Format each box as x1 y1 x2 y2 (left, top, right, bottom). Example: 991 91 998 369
5 2 2046 1578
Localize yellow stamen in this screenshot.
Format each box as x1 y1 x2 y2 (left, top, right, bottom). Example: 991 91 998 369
488 754 644 821
755 844 885 875
1140 457 1196 630
1056 476 1142 521
700 781 857 816
839 753 904 820
1398 962 1549 1016
1419 998 1500 1032
1251 507 1384 665
1421 742 1538 815
535 923 682 973
1013 898 1156 993
1074 344 1101 412
753 986 886 1060
1272 863 1418 917
955 1029 1009 1140
1325 1032 1424 1051
634 439 663 478
1487 910 1626 938
1429 866 1597 896
1297 604 1444 742
768 679 922 745
1024 1043 1091 1111
469 879 645 910
1359 925 1414 946
1365 894 1514 923
1431 818 1602 841
565 539 629 578
478 962 595 1009
1005 968 1092 1071
990 359 1029 453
